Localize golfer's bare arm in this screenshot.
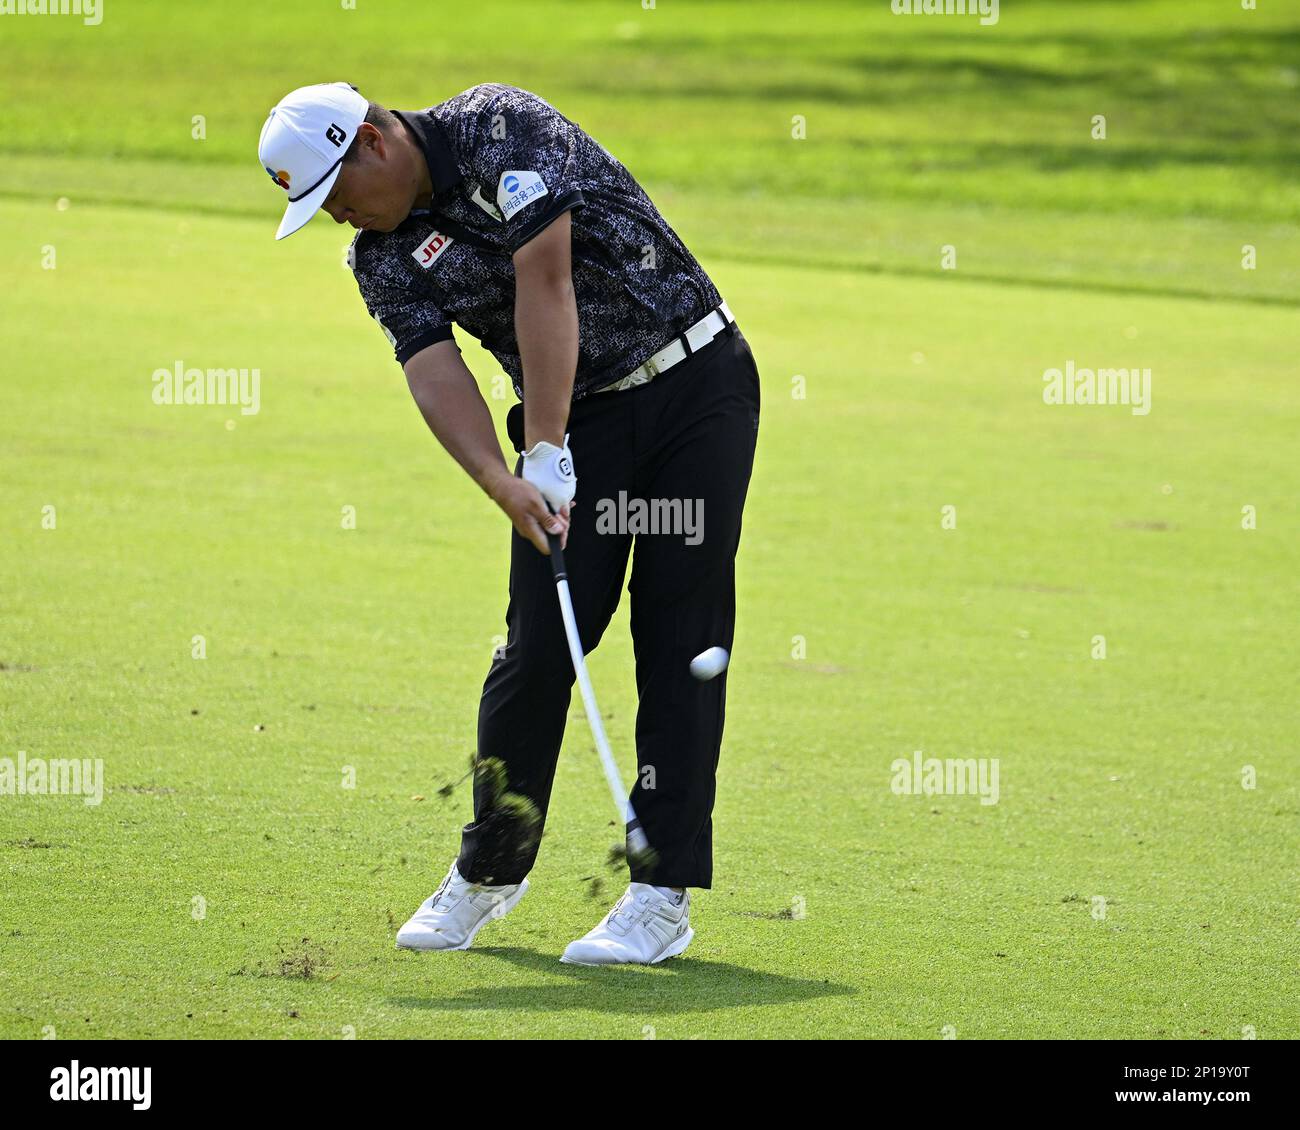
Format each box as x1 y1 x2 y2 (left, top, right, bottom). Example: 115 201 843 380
512 211 578 450
400 212 577 553
402 342 567 553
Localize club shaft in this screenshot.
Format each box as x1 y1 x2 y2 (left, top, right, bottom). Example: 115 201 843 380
544 529 644 845
552 572 636 825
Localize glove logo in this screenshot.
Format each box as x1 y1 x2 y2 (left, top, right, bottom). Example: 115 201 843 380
522 437 576 511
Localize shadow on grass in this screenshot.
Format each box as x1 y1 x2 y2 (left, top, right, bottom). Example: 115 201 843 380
389 946 850 1016
578 27 1300 135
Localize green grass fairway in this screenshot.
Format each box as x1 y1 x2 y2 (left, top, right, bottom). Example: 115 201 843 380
2 0 1298 1039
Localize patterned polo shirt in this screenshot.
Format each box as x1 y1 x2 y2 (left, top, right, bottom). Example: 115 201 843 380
348 83 725 400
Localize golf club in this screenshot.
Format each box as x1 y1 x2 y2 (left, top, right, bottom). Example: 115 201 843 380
543 525 654 867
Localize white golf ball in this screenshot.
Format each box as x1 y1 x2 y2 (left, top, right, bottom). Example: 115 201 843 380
689 646 730 681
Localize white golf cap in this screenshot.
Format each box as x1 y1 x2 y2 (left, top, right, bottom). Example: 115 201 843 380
258 82 369 240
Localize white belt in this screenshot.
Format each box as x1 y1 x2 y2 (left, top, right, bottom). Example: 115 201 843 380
593 302 735 394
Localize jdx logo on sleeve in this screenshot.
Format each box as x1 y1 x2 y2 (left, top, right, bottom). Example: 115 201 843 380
412 230 454 269
496 169 549 220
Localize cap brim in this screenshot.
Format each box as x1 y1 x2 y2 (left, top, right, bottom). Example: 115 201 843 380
274 164 342 241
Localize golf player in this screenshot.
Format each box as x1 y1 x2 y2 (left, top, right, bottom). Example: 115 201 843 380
258 81 760 965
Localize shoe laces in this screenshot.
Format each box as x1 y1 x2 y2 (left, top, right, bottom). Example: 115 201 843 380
429 865 460 906
609 890 653 933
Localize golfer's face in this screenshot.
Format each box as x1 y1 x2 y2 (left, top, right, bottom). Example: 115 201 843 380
322 148 409 233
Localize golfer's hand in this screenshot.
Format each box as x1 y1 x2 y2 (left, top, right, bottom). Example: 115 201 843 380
489 473 570 555
520 434 576 513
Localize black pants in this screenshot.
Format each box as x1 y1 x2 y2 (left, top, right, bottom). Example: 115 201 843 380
457 324 761 889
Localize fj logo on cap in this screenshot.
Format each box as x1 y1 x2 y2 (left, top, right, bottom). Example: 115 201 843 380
412 231 454 269
325 123 347 147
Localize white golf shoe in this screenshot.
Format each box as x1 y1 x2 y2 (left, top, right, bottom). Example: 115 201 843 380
561 883 693 966
395 862 528 951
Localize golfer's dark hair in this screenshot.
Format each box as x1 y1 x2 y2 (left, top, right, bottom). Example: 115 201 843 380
342 103 400 162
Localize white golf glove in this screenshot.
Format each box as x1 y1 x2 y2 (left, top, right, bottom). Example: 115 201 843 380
521 433 576 513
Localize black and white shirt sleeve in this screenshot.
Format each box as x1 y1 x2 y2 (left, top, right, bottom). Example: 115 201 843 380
458 87 587 254
344 83 723 396
349 235 455 365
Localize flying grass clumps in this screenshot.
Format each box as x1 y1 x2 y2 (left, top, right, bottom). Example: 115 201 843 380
445 755 657 887
606 841 659 874
437 751 477 799
464 757 542 884
579 839 660 898
474 757 541 835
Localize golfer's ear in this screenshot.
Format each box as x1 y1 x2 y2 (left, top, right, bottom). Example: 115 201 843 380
355 122 384 159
